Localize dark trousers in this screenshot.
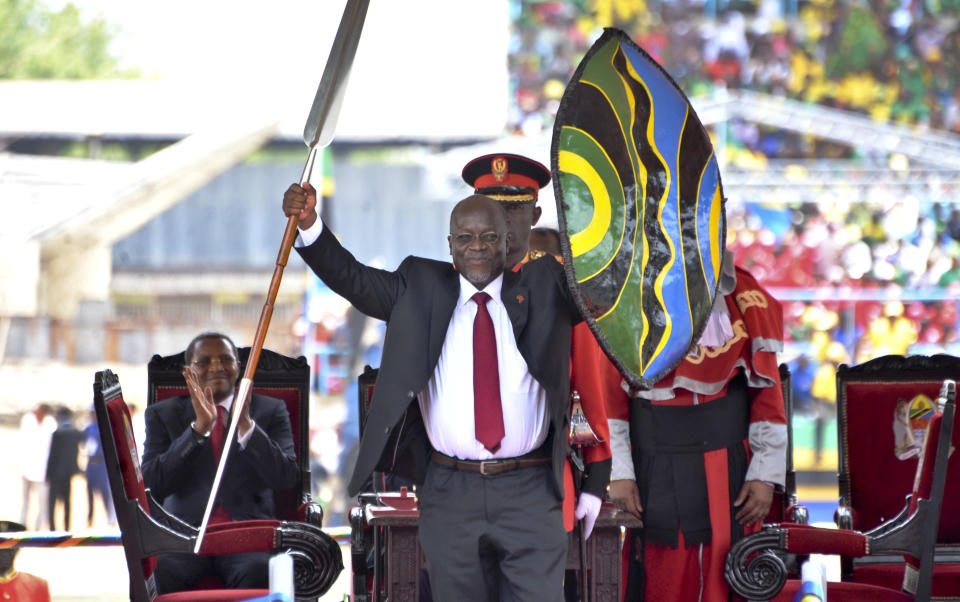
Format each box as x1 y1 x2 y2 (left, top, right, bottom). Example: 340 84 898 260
48 478 72 531
86 464 115 526
418 460 566 602
155 551 271 593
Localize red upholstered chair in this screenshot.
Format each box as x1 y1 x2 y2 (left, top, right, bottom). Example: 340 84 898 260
834 354 960 591
147 347 321 526
725 379 957 602
95 369 342 601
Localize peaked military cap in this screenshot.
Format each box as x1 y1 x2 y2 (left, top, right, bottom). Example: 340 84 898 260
462 153 551 202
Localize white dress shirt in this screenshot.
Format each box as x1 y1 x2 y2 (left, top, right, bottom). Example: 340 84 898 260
297 218 324 247
297 219 549 460
218 395 255 449
418 274 548 460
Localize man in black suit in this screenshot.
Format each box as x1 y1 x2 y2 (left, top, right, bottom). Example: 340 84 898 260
283 185 583 601
45 406 83 531
141 332 299 593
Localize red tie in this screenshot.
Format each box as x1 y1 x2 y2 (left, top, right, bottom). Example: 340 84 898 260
209 405 231 523
211 405 227 460
472 292 505 452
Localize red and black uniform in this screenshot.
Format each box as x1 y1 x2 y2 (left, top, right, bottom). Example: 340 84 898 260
0 571 51 602
515 251 613 531
607 265 787 602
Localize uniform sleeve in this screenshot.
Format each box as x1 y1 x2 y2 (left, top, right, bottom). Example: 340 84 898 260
738 269 788 487
570 324 612 464
569 324 614 496
595 350 635 481
745 382 788 487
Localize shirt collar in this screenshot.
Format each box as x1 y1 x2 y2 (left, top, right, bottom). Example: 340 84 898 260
458 273 504 308
216 394 235 412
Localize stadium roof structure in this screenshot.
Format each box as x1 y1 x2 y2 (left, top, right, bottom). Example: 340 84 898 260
695 89 960 170
434 90 960 231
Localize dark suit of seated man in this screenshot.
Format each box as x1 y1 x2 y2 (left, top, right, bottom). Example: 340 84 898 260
283 186 585 601
141 332 299 593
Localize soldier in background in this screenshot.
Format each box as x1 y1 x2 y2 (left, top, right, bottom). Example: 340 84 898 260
607 254 788 602
0 520 51 601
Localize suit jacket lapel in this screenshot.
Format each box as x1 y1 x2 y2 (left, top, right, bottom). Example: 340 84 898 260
501 269 528 342
428 267 460 368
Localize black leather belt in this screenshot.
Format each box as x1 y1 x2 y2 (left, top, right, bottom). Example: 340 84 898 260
430 450 549 476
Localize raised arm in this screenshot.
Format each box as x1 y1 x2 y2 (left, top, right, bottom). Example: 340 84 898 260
282 182 404 321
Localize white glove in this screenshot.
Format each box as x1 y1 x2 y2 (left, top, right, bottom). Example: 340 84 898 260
574 492 602 540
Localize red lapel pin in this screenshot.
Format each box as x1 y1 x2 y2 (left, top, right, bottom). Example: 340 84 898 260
516 294 525 304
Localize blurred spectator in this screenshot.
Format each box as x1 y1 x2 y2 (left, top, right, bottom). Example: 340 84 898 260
811 341 848 466
45 406 83 531
19 404 56 531
0 520 51 601
82 412 115 527
788 354 817 417
509 1 960 136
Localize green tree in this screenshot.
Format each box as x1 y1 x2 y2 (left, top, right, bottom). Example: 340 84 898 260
0 0 132 78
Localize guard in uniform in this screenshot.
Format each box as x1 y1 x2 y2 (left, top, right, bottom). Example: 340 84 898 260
0 521 51 602
462 154 614 538
606 255 788 601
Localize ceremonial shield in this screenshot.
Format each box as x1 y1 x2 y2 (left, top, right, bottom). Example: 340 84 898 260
552 28 726 389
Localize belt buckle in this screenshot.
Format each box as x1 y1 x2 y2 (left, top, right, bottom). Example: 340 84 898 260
479 460 495 475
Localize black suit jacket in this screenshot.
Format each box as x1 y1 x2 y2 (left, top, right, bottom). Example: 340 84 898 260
46 423 83 483
298 226 584 499
141 393 299 526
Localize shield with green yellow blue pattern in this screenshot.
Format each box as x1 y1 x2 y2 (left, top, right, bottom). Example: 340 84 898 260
551 28 726 389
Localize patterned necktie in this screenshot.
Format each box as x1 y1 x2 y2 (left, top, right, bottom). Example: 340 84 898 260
472 292 505 452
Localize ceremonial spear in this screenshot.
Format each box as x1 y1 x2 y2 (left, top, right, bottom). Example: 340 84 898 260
195 0 370 553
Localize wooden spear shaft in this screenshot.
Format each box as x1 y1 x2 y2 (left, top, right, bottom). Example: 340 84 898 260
195 0 368 552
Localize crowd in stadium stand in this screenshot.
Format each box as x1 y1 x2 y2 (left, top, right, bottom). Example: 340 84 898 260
509 0 960 135
508 1 960 440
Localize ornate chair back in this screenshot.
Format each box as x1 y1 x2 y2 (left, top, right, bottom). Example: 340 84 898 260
836 354 960 540
97 367 342 601
94 369 161 601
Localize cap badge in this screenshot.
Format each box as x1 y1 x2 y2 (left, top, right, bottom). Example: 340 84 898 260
492 157 508 182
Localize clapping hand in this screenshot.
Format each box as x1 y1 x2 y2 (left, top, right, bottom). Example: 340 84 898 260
183 364 216 435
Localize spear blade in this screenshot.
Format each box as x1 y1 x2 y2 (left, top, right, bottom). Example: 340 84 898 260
303 0 370 151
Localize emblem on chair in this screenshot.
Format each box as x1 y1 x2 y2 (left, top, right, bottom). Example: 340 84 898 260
123 414 143 475
893 393 934 460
